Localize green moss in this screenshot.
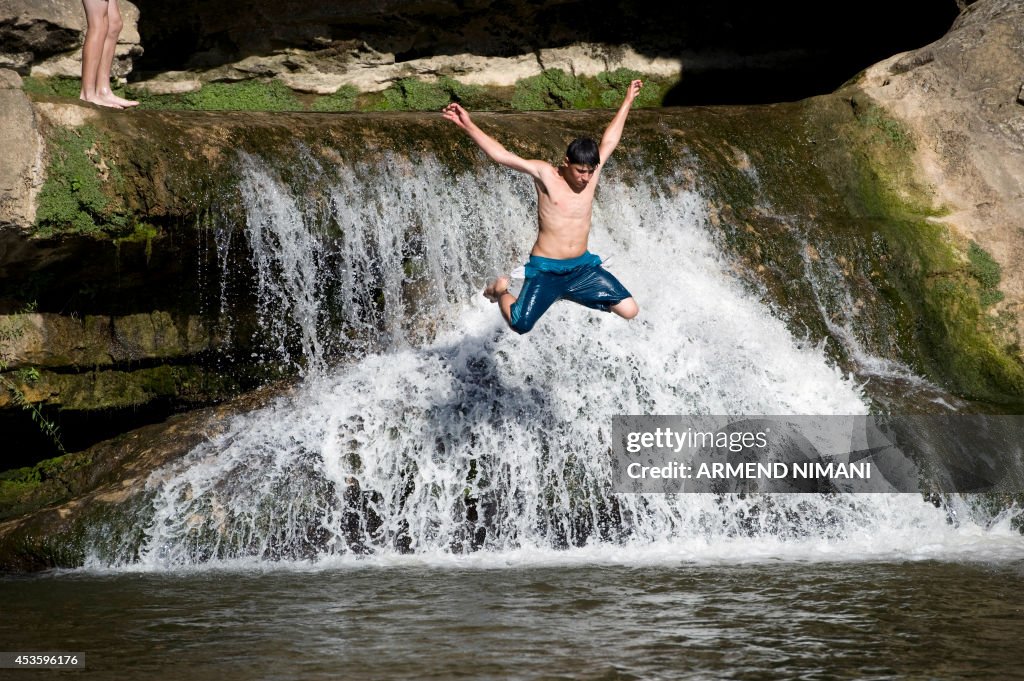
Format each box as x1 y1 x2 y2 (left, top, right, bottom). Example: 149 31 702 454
0 454 70 487
672 96 1022 407
132 79 302 111
22 76 82 99
839 98 1024 404
596 68 665 108
311 85 360 112
191 80 301 111
0 474 37 510
967 241 1005 306
113 222 160 263
512 69 591 110
67 365 234 409
0 452 90 520
386 77 451 111
437 76 485 104
365 76 509 111
373 77 485 111
856 103 915 151
35 125 128 235
3 364 244 412
26 72 671 113
509 69 671 111
422 69 657 111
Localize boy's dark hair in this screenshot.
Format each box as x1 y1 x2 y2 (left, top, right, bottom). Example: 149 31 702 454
565 137 600 167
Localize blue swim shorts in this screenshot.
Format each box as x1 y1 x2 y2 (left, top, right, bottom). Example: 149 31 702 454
508 251 632 334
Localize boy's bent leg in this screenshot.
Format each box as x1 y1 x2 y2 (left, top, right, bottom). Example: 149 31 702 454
484 276 517 327
565 266 637 320
610 297 639 320
485 273 560 334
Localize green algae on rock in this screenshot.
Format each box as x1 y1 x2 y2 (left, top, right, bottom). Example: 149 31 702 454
34 124 129 236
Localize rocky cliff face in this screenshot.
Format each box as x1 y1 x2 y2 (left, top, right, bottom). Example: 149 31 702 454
850 0 1024 349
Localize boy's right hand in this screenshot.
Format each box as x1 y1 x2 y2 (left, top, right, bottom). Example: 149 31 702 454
624 79 643 104
442 102 473 130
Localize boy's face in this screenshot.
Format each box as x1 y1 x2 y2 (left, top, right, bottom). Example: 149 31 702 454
562 159 597 191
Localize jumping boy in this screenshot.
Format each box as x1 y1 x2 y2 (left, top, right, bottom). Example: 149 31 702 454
441 79 643 334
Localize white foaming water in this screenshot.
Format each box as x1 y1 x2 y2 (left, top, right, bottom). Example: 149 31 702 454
121 155 1023 571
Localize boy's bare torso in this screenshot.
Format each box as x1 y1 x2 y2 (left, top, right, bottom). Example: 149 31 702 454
530 163 602 260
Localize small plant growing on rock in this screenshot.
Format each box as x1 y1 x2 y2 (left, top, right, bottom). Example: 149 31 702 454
967 240 1005 306
0 304 64 454
35 125 127 235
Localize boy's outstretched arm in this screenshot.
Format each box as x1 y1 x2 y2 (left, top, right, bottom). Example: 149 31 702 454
442 103 545 180
598 79 643 162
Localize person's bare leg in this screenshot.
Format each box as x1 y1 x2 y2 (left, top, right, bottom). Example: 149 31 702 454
80 0 121 108
96 0 138 107
484 276 516 326
610 297 639 320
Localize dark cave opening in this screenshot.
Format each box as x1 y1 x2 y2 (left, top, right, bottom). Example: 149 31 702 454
130 0 962 105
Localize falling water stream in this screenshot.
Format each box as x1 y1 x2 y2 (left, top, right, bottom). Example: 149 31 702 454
2 150 1022 680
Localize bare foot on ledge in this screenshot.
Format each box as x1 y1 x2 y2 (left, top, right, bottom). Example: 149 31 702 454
101 89 140 108
80 93 124 109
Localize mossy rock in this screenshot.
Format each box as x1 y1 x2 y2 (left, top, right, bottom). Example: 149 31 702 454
311 85 360 112
25 71 676 114
34 124 129 235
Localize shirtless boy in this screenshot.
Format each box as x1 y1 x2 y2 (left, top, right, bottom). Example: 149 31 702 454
442 80 643 334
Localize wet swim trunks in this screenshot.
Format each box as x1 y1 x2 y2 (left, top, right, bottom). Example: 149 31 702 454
508 251 632 334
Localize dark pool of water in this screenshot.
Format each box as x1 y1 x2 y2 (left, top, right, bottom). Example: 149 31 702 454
2 560 1023 680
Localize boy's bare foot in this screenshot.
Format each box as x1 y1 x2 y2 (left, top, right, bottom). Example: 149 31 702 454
101 89 140 107
483 276 510 303
111 94 140 107
80 93 124 109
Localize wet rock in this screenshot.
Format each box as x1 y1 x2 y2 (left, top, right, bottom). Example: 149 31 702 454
0 311 211 369
0 380 292 571
0 83 39 231
852 0 1024 346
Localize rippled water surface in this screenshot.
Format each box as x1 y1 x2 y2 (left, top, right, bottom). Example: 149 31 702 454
3 559 1023 680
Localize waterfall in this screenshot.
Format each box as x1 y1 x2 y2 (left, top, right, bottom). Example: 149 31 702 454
116 151 1020 570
